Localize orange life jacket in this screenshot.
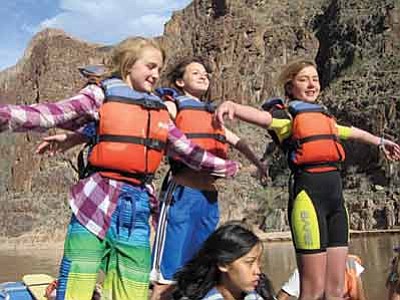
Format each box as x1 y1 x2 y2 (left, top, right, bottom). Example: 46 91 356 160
344 255 363 299
262 98 345 173
174 95 228 159
287 100 345 172
88 78 170 184
155 87 229 175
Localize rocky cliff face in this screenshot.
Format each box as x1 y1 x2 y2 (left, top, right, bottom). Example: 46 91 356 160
161 0 322 103
0 29 109 236
0 0 399 237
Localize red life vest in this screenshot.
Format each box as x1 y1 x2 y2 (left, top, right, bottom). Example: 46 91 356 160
88 78 170 184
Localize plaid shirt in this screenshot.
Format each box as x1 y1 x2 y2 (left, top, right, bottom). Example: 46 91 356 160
0 84 238 239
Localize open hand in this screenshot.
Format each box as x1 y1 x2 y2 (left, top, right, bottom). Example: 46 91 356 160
36 133 69 156
249 164 270 187
214 101 237 125
381 139 400 161
257 163 270 187
35 133 83 156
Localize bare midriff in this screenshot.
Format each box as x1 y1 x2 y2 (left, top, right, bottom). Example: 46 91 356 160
172 168 218 191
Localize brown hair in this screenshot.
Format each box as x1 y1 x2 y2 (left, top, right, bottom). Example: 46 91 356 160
166 56 211 98
278 59 317 100
106 37 165 81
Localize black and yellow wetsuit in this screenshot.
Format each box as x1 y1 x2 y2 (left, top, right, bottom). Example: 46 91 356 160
269 118 352 253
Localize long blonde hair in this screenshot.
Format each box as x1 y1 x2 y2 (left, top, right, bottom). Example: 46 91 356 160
278 59 317 100
106 37 165 81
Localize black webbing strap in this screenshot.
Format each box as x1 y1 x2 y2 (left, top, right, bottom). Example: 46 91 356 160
297 134 338 145
89 166 155 183
99 134 166 151
185 133 227 143
179 104 216 113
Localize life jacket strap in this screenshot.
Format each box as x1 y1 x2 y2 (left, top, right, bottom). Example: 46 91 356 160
261 97 286 111
77 143 93 179
99 135 166 151
178 104 216 113
104 97 167 110
85 165 155 184
296 134 338 146
185 133 227 143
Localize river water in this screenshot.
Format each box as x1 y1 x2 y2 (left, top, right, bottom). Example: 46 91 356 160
1 233 399 299
262 233 399 300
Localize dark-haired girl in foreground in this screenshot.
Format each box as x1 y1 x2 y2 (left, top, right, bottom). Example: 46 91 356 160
172 223 276 300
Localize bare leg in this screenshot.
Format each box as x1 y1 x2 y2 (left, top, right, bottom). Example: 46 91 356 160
298 252 327 300
325 246 348 300
150 283 174 300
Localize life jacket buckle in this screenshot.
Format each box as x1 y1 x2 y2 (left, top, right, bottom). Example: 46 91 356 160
142 99 162 110
214 135 227 143
146 139 164 150
205 103 216 113
142 174 155 184
286 139 300 151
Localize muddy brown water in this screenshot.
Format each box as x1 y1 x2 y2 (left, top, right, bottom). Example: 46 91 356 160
1 234 399 299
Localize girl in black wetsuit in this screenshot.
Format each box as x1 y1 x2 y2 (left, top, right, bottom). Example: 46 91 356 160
214 59 400 300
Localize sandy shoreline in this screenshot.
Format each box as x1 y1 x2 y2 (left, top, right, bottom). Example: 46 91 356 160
1 229 400 251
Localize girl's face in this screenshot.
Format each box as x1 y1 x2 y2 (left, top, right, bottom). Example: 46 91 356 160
219 243 263 296
289 65 320 102
176 62 210 99
126 46 163 93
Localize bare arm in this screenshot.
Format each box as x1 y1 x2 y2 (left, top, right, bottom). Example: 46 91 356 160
348 127 400 161
36 132 89 156
215 101 273 128
348 127 382 146
166 121 239 178
225 127 268 183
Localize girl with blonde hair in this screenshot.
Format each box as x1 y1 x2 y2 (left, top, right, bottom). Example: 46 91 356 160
0 37 238 300
215 59 400 299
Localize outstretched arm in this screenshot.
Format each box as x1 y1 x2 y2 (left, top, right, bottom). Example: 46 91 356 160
0 85 103 133
348 126 400 161
214 101 273 128
225 127 268 184
166 122 239 178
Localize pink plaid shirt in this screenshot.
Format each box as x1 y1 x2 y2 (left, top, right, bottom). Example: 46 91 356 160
0 84 238 238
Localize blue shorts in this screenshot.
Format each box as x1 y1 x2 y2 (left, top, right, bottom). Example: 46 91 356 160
150 182 219 283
